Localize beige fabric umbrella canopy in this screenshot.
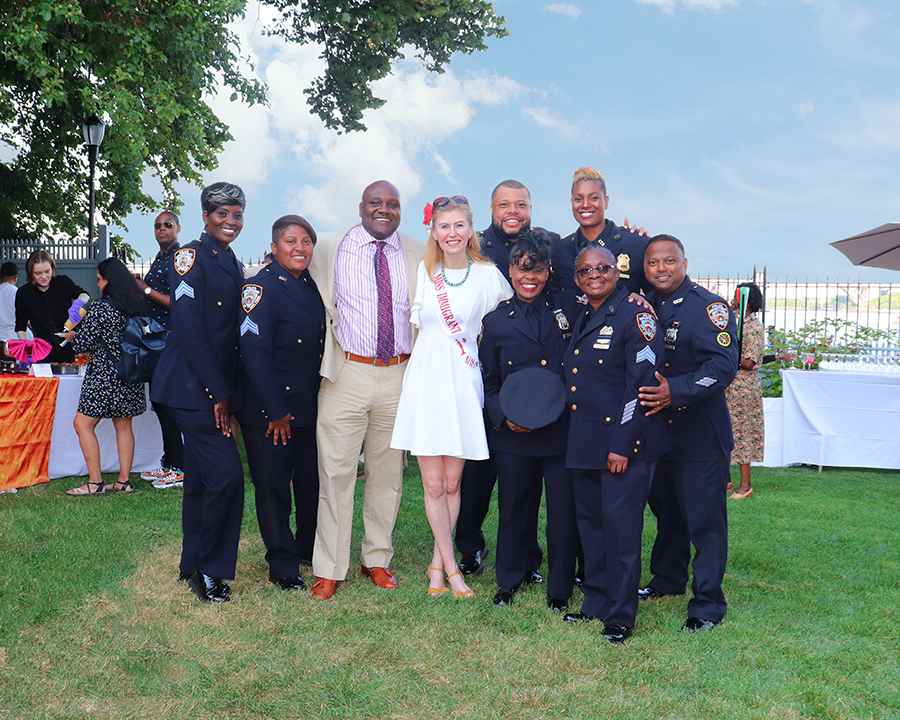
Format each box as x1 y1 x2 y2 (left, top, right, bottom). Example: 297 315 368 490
831 223 900 271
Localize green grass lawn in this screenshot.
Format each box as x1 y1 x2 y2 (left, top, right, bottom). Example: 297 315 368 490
0 458 898 719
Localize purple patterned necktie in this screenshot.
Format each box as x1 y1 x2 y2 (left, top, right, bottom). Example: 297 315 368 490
375 241 394 363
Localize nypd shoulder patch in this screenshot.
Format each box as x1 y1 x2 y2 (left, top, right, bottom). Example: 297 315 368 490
174 248 195 276
242 284 263 313
636 312 656 341
707 302 729 330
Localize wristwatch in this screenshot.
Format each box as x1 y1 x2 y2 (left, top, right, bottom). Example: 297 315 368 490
143 286 152 296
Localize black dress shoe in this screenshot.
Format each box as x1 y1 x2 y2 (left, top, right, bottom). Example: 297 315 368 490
188 572 230 603
459 548 488 577
563 611 597 624
682 616 721 632
602 623 632 644
547 598 568 613
493 587 515 606
525 570 543 585
270 575 307 591
638 585 679 600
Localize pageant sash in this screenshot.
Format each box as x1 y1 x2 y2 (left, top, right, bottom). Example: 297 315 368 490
432 270 480 371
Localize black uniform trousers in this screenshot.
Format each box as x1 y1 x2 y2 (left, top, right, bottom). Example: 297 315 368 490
167 406 244 580
496 452 575 599
574 461 654 627
241 423 318 578
456 456 543 573
150 392 184 470
647 452 729 622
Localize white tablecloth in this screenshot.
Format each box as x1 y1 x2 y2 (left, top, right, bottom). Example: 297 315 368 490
780 369 900 470
48 376 164 479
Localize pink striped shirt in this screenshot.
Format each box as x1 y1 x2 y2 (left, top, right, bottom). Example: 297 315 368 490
334 224 413 356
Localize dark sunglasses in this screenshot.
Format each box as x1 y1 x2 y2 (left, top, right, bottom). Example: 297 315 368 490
575 264 615 279
154 221 175 230
433 195 469 208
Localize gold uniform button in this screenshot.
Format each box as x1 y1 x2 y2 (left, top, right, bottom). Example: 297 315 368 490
605 417 611 422
636 440 641 445
571 404 577 411
541 359 547 366
285 386 290 391
298 339 303 343
665 362 670 367
668 419 673 424
572 368 578 374
634 448 638 453
574 349 580 355
598 359 603 365
571 386 577 392
217 301 222 306
508 361 512 365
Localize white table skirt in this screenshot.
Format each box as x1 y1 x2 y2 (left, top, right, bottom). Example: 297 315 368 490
780 369 900 470
48 376 164 479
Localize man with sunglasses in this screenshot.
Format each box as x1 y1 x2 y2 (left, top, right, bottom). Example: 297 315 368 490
636 235 738 632
136 211 185 490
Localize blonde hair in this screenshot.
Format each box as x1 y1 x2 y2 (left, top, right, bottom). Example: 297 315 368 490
572 166 607 197
423 198 490 280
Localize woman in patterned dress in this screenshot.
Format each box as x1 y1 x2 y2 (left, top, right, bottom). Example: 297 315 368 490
65 257 148 496
726 282 765 500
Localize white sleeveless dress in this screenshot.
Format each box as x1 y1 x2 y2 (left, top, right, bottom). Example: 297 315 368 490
390 260 512 459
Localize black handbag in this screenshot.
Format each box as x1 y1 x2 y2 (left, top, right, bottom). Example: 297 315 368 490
116 316 168 383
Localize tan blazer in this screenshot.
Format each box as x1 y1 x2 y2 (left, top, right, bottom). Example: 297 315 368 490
309 225 426 382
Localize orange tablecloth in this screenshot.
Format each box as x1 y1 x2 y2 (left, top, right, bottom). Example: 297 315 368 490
0 375 59 490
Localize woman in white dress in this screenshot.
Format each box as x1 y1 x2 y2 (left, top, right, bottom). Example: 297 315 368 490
391 196 512 598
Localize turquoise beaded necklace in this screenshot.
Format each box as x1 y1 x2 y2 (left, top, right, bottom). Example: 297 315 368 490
441 255 473 287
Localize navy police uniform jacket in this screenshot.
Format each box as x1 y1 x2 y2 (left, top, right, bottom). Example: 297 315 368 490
479 291 578 457
151 232 243 410
564 285 670 469
647 276 739 461
556 223 651 295
236 260 326 428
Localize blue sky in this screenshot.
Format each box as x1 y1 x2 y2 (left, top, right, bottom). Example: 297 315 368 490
118 0 900 281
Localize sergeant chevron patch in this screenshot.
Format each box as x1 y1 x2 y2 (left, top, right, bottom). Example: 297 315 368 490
174 281 194 300
240 316 259 336
636 345 657 364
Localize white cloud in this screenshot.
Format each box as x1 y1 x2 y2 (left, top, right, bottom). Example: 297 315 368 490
793 102 815 119
546 4 585 19
635 0 737 14
521 106 580 137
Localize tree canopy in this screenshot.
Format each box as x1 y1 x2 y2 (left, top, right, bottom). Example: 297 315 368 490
0 0 507 241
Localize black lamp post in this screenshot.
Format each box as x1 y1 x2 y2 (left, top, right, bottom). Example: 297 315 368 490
82 114 106 245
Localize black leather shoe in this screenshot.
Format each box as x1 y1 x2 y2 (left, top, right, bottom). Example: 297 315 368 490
638 585 679 600
270 575 306 591
178 571 192 582
547 598 568 613
188 572 230 603
459 549 488 577
563 611 597 624
602 623 632 644
682 616 721 632
525 570 543 585
493 587 515 606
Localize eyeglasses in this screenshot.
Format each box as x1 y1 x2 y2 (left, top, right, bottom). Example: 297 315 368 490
575 264 615 279
433 196 469 208
154 221 175 230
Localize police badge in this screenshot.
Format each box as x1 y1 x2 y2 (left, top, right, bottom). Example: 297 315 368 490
553 308 572 339
174 248 195 276
707 302 730 330
665 321 679 351
617 253 631 273
242 284 263 313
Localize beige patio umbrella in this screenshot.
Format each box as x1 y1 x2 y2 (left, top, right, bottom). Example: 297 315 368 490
831 222 900 271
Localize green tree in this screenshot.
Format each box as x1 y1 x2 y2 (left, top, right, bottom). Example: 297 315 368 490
0 0 506 242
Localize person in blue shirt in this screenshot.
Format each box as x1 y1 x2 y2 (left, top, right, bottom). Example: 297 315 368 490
151 182 246 604
637 235 739 632
236 215 326 591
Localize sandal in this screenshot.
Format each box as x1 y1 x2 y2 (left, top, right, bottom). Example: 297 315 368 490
108 480 134 493
426 566 449 596
66 481 106 497
447 570 476 600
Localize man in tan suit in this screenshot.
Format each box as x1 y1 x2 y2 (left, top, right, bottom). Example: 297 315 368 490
307 180 425 599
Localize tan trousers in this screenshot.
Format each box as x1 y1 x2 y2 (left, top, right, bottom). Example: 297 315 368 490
312 359 406 581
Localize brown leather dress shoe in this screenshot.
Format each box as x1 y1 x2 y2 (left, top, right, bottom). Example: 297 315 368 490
361 565 398 589
311 577 338 599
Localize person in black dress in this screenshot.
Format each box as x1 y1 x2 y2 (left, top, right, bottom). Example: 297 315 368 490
65 258 148 496
15 250 90 363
